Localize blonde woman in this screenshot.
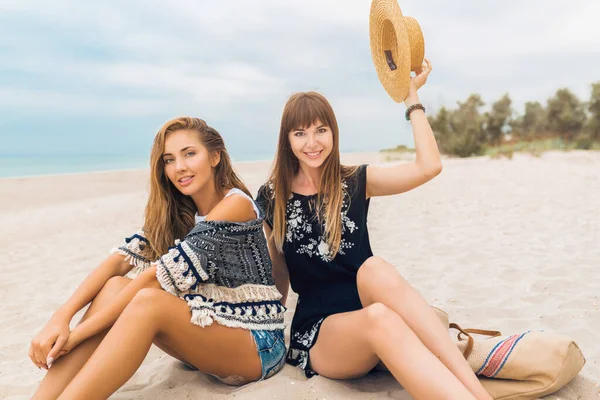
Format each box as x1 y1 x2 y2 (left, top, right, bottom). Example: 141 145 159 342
30 117 286 399
257 60 492 400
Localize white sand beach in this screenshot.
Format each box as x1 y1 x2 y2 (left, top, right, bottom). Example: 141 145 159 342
1 151 599 399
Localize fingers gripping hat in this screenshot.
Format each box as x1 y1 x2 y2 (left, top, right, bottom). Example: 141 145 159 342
369 0 425 102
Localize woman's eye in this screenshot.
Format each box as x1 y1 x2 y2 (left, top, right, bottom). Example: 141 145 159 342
164 158 174 164
186 151 196 157
317 128 326 134
294 131 304 137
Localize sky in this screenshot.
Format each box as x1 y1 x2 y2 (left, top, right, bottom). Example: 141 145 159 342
1 0 599 161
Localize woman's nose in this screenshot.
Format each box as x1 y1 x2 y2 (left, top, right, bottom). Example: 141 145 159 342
175 158 186 171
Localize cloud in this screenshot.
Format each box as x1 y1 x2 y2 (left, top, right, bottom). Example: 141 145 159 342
1 0 599 157
0 88 172 115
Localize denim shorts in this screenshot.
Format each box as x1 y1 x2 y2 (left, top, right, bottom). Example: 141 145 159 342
184 328 286 385
250 328 286 380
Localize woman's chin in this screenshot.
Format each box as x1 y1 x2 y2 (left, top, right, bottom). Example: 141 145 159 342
178 182 203 197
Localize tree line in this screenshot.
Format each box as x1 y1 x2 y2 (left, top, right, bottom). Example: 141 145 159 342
427 82 600 157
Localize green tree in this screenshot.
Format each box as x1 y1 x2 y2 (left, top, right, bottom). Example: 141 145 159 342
546 88 586 141
484 93 512 145
429 106 450 136
511 101 547 140
585 81 600 141
434 94 486 157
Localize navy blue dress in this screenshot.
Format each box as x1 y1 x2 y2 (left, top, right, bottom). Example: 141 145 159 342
256 164 373 377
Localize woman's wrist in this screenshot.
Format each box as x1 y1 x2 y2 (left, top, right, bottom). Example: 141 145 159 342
53 307 74 322
69 326 83 346
404 93 420 107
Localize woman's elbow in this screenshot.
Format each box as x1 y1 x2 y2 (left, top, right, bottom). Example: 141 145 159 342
423 163 443 180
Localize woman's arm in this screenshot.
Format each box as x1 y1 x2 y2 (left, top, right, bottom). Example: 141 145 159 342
264 222 290 305
366 59 442 198
55 253 134 321
63 194 257 358
29 253 133 369
63 266 161 360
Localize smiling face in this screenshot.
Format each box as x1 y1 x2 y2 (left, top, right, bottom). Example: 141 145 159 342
268 92 347 259
162 129 220 197
288 119 334 170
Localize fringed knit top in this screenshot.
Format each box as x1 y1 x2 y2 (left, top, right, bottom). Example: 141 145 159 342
112 189 286 331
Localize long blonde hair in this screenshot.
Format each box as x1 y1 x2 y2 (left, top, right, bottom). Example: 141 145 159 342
267 92 357 258
144 117 250 260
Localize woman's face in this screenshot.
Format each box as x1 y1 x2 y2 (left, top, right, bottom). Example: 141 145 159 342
162 129 219 196
288 119 333 170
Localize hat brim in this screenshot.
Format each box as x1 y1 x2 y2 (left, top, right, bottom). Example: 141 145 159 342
370 0 412 103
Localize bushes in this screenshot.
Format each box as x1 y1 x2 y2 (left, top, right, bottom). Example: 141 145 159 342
428 83 600 157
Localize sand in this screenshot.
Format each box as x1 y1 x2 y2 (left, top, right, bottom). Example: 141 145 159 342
1 151 598 399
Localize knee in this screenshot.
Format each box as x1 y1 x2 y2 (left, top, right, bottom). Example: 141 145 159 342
357 256 382 282
364 303 394 328
131 287 162 306
102 275 131 293
357 256 406 289
98 276 130 299
364 303 409 336
361 256 385 272
127 288 164 319
138 265 158 282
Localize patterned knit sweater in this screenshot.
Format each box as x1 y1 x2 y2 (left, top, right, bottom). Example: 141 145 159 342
112 217 285 331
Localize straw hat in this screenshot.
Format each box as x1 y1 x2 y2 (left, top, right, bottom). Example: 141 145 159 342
369 0 425 102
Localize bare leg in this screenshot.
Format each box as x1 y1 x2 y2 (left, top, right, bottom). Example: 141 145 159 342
356 256 492 400
57 288 262 400
31 276 192 400
66 267 162 345
310 303 477 400
31 276 131 400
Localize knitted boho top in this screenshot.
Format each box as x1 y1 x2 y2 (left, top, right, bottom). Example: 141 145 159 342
112 191 286 331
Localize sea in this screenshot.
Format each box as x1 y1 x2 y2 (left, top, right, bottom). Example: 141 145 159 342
0 151 275 179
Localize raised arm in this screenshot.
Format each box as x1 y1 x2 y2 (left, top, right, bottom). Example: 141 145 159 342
366 58 442 198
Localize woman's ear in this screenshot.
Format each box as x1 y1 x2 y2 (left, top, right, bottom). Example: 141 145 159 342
211 151 221 168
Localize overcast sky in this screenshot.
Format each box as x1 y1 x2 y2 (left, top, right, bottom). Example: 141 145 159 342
1 0 599 159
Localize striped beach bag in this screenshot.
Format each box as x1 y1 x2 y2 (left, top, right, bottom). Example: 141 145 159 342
450 323 586 400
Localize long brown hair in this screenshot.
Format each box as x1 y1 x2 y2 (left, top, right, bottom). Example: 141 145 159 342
267 92 357 259
144 117 250 260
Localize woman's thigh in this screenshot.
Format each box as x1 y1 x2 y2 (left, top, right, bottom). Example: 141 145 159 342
141 289 263 382
308 306 381 380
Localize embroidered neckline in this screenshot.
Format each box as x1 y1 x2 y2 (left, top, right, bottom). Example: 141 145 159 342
291 191 318 198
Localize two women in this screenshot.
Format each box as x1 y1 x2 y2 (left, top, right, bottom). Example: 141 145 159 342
31 59 492 400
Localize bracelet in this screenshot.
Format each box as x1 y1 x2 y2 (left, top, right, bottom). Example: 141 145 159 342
405 103 426 121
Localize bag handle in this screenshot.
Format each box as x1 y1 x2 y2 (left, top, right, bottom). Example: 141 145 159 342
450 323 502 359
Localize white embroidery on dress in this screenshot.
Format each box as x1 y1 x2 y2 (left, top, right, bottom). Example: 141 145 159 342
289 180 357 261
290 318 325 373
293 318 324 347
286 199 312 243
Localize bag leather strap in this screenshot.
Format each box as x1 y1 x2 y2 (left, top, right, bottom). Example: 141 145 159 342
450 323 502 359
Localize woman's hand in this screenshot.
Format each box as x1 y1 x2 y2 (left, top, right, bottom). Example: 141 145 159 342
29 314 71 370
405 58 432 105
50 330 82 366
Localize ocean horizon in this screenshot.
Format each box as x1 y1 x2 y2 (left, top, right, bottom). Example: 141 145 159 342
0 151 276 179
